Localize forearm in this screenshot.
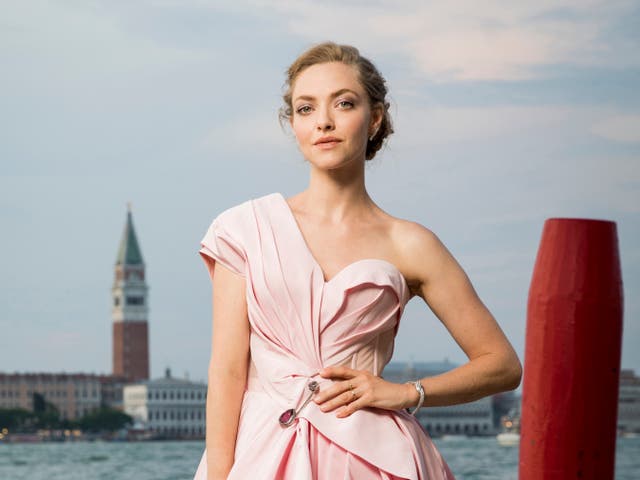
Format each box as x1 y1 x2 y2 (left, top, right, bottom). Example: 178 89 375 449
412 351 522 408
205 366 247 480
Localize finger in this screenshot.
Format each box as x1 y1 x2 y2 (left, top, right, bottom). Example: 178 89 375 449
315 380 357 408
336 395 367 418
319 365 357 379
317 382 359 412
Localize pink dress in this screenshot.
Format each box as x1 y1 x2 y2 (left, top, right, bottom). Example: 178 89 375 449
193 192 455 480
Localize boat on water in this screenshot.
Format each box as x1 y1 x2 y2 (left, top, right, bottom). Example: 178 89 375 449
440 434 468 441
496 431 520 446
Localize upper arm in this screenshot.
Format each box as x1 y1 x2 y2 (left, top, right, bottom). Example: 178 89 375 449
198 211 251 381
399 222 517 362
209 262 250 381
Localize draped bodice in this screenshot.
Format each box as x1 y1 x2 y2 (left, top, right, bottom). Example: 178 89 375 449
195 192 453 480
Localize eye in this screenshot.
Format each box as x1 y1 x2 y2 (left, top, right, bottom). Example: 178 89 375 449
337 100 354 109
296 105 312 115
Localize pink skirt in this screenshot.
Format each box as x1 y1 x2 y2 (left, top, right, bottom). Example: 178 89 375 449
194 415 455 479
278 418 409 479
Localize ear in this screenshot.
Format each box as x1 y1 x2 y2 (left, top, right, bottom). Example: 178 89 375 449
369 102 384 134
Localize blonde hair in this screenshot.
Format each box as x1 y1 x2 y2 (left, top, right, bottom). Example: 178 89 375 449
279 41 394 161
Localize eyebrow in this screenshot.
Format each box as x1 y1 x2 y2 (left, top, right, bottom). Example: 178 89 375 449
293 88 360 103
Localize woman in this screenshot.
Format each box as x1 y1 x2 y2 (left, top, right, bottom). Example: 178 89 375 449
193 42 522 480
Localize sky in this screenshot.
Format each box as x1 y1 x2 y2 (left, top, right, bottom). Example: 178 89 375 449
1 0 638 384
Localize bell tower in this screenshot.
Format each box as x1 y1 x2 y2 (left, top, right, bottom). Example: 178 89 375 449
112 203 149 382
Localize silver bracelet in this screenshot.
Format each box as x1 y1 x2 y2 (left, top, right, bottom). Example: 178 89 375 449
405 380 425 416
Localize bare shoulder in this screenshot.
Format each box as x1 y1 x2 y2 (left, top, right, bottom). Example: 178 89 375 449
386 215 458 297
389 216 443 253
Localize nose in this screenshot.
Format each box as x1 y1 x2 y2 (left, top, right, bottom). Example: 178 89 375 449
315 104 334 131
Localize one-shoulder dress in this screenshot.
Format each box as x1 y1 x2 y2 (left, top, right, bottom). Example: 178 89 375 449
193 192 455 479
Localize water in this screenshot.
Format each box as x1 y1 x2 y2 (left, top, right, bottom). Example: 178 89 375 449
0 441 202 480
434 436 640 479
0 437 638 479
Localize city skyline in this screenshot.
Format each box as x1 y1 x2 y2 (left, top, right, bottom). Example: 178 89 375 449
1 1 638 382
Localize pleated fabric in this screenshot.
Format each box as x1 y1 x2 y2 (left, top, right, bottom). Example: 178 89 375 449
193 192 455 480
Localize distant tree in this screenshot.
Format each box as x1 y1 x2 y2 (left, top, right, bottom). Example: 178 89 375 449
78 408 133 432
0 408 34 430
31 392 61 429
36 411 61 429
32 392 46 413
60 418 78 430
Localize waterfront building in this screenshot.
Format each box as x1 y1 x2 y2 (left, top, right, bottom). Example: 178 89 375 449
99 374 127 411
383 361 496 436
618 369 640 433
0 373 102 420
123 368 206 438
112 204 150 382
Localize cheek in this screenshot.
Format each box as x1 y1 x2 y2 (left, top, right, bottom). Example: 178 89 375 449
292 119 313 144
346 113 370 136
292 126 306 146
290 120 301 139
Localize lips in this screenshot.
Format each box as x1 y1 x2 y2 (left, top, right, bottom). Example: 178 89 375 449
314 140 341 149
314 136 341 145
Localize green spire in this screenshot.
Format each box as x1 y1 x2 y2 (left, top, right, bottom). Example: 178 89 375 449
116 202 144 266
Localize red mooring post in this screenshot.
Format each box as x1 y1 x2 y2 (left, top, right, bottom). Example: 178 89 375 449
519 218 624 479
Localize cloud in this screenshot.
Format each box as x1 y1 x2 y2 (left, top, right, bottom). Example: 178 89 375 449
0 1 208 90
9 0 635 86
387 103 640 224
393 104 577 147
591 114 640 143
199 108 293 154
209 0 639 82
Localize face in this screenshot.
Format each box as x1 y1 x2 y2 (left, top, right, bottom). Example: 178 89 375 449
289 61 381 169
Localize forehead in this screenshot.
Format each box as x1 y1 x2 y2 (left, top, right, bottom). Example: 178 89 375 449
292 62 364 100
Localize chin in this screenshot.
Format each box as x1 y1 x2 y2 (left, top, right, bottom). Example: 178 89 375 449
307 152 361 169
309 158 352 170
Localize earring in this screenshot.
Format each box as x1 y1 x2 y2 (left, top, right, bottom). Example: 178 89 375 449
369 130 378 142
